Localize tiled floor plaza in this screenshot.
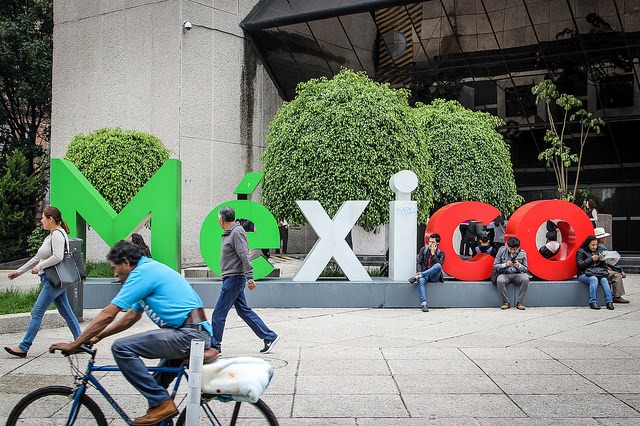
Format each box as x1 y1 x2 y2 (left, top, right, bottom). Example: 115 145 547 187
1 256 639 424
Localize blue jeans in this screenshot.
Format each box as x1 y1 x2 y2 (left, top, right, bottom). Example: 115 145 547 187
578 274 613 304
19 275 81 352
417 263 443 305
211 276 277 351
111 327 210 408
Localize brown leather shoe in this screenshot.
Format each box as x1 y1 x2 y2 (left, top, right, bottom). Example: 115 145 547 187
500 303 510 310
203 347 220 364
516 303 526 310
132 399 178 425
613 297 630 304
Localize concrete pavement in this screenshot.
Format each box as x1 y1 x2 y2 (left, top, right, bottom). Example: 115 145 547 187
1 258 639 423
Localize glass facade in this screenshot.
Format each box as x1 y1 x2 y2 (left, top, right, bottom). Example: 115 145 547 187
242 0 640 251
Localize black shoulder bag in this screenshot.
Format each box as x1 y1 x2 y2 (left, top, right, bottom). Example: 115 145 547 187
585 265 609 278
44 230 86 289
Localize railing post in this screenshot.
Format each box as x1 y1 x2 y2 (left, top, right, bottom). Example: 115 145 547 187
186 339 204 425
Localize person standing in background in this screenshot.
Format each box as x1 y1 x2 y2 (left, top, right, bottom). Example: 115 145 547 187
278 220 289 254
582 199 598 228
487 214 508 250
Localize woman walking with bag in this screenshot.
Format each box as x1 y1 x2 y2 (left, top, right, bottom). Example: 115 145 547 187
4 206 81 358
576 235 614 311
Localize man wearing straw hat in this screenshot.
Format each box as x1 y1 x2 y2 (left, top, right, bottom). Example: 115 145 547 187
595 227 630 304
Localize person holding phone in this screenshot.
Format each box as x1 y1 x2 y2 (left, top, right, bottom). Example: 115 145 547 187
576 235 614 310
493 237 529 310
409 233 446 312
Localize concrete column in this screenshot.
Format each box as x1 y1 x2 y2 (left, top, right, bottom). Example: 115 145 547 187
388 171 418 281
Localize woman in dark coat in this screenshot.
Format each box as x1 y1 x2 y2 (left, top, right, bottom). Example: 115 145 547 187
576 235 613 310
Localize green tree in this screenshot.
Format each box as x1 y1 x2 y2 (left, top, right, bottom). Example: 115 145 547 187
261 69 433 231
0 0 52 174
64 128 170 212
532 80 604 201
0 150 46 261
414 99 523 214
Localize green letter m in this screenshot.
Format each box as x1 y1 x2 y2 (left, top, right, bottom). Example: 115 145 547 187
50 158 182 270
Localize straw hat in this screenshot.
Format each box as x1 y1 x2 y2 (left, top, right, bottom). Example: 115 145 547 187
594 227 610 239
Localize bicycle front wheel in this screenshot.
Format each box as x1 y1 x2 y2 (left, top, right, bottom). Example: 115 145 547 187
175 395 278 426
6 385 107 426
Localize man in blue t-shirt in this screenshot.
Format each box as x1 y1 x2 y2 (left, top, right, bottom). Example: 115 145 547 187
50 240 212 425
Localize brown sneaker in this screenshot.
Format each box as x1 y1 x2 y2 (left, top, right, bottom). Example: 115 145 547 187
516 303 526 310
501 303 510 310
613 297 630 304
203 347 221 364
132 399 178 425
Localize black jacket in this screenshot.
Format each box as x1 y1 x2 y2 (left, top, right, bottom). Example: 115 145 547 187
416 246 445 282
576 247 607 276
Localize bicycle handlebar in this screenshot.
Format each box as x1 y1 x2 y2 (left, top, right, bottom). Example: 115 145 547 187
77 345 97 357
51 344 97 358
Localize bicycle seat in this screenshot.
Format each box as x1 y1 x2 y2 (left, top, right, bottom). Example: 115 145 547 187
201 357 274 403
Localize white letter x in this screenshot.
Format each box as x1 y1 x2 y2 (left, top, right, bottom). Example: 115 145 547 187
293 200 371 282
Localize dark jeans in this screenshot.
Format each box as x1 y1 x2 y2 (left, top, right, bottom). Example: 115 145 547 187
211 275 277 351
279 228 288 254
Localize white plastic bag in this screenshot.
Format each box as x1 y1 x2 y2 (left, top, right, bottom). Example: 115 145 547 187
602 250 621 266
200 357 274 403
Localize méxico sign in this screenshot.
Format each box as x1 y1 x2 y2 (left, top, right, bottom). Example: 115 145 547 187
51 159 595 282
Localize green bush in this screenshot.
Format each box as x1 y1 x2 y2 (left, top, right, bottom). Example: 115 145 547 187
27 226 46 257
261 69 433 231
64 128 170 212
85 261 114 278
0 150 46 261
414 99 523 214
319 263 380 277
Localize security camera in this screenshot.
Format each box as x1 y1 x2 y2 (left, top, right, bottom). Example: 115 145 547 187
183 20 192 30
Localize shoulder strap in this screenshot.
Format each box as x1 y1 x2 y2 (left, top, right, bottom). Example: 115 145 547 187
52 229 70 253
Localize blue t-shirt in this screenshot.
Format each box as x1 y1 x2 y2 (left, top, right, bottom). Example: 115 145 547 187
111 257 207 330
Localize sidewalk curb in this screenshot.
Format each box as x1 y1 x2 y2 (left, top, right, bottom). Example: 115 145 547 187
0 311 68 334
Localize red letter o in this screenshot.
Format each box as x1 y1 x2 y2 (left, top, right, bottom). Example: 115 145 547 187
505 200 594 280
426 202 500 280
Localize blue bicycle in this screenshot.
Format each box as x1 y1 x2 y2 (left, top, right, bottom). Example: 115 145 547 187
6 345 278 425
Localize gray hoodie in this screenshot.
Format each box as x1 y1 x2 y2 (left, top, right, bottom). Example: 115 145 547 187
220 222 254 280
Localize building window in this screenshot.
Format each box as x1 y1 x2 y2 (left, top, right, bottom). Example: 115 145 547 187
597 74 634 109
505 85 536 118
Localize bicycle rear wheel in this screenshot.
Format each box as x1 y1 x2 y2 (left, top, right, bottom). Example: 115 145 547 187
6 385 107 426
175 395 278 425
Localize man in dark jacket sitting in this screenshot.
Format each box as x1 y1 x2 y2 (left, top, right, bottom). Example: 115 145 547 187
409 233 445 312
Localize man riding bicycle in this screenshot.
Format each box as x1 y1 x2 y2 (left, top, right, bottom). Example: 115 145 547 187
50 240 213 425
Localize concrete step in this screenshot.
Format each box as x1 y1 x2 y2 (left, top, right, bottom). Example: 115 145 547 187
617 256 640 274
